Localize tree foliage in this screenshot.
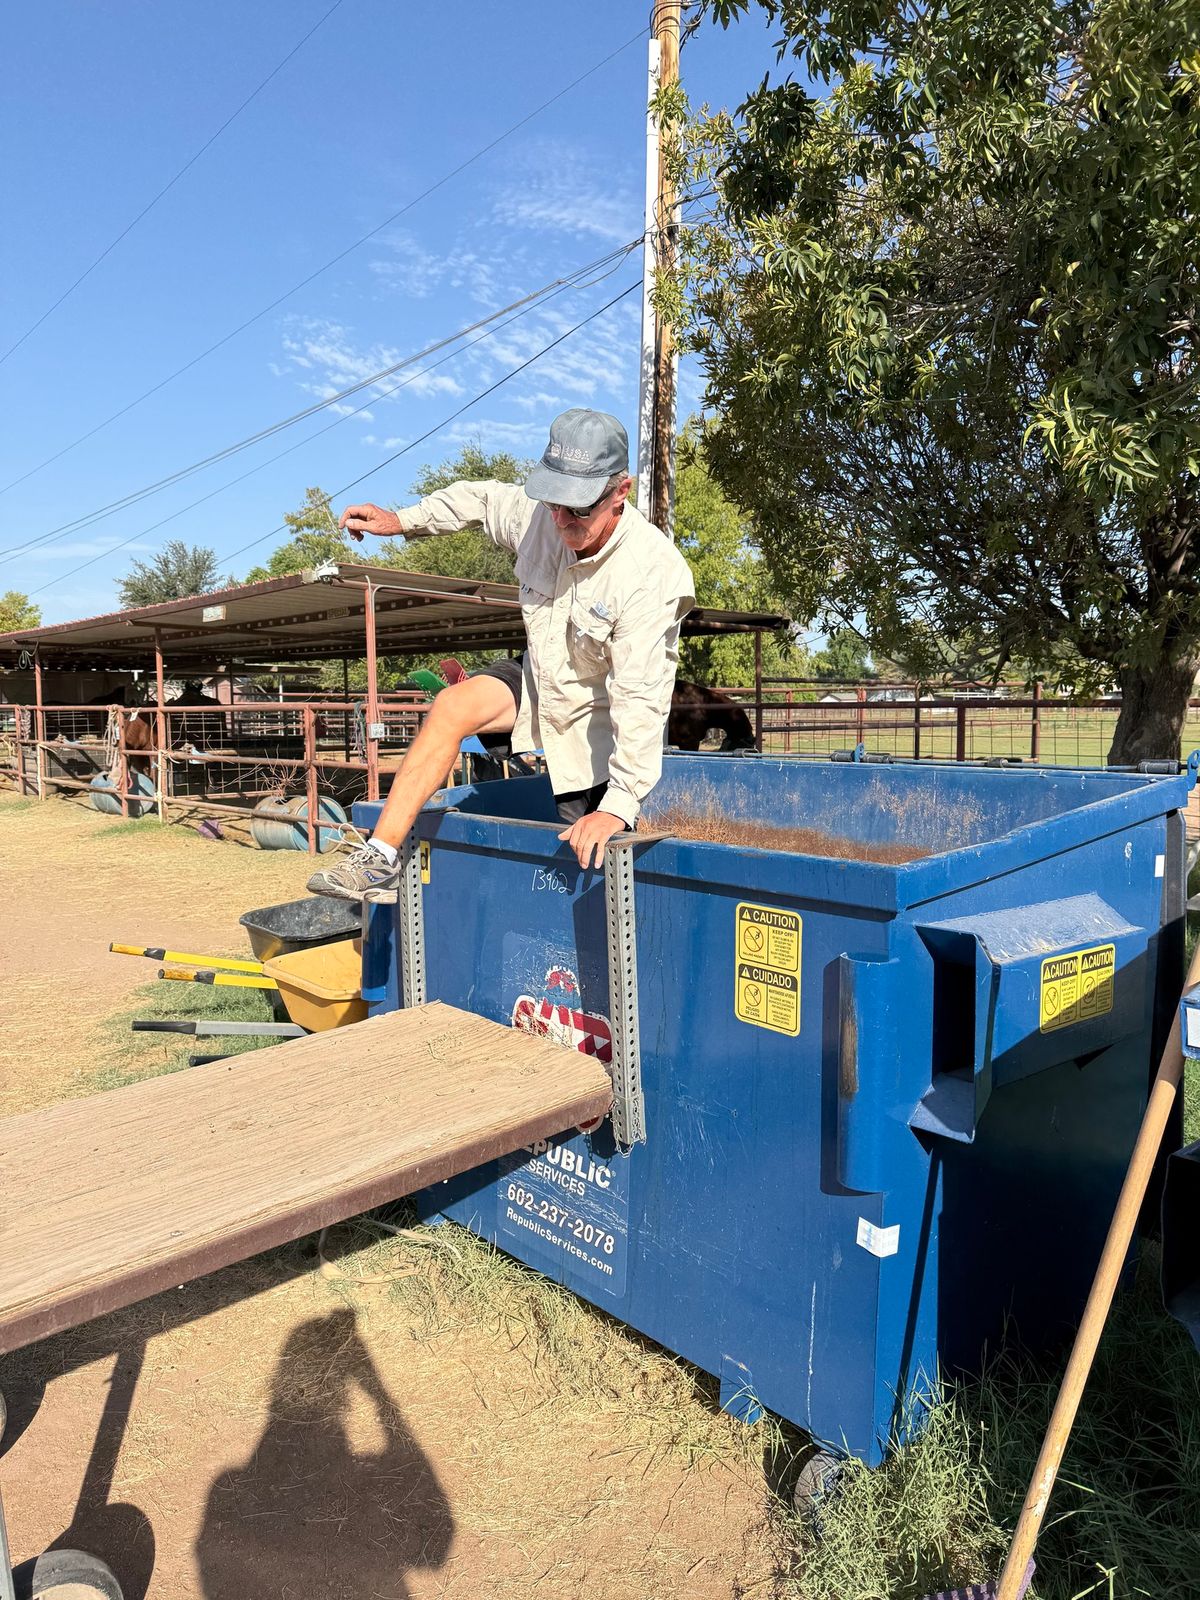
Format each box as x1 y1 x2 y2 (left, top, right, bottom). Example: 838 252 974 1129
375 442 527 584
0 590 41 633
245 487 352 582
671 0 1200 759
673 429 807 681
813 627 874 682
118 541 227 607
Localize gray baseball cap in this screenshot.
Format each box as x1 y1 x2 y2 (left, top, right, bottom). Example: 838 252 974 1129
524 408 629 508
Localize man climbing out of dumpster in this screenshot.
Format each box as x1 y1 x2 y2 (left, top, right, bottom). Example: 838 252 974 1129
306 408 695 902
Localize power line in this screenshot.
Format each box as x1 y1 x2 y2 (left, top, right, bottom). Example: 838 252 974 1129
31 277 642 597
0 24 649 500
0 239 642 566
0 0 349 371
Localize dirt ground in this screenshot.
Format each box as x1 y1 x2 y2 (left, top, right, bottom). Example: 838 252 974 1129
0 793 775 1600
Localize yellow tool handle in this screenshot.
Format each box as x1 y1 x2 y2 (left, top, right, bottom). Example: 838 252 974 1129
111 942 262 974
157 966 278 991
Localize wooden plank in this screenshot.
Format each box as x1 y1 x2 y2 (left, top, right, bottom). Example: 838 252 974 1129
0 1002 612 1355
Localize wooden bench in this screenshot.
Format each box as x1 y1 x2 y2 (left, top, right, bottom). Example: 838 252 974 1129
0 1003 612 1354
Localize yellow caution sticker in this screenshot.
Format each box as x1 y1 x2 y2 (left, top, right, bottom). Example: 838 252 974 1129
1040 943 1115 1033
420 840 431 885
735 901 801 1036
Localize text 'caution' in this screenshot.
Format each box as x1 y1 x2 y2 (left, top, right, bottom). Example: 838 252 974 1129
735 902 801 1036
1040 942 1115 1033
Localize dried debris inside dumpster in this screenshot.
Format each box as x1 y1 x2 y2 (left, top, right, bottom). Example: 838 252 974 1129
641 805 930 864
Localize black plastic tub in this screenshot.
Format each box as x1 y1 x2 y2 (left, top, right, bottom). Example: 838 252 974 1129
238 896 361 963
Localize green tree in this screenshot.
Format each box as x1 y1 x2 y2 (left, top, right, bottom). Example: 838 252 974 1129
245 487 351 581
118 541 226 607
813 627 873 683
0 591 41 633
670 0 1200 761
375 442 530 584
673 431 806 682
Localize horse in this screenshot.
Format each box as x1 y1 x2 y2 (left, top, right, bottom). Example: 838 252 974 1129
668 681 757 752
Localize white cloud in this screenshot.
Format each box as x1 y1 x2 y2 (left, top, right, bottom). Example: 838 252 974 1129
492 147 640 244
440 417 549 452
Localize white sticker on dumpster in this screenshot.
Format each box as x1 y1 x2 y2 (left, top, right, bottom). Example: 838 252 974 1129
1040 943 1115 1033
857 1218 900 1258
735 902 801 1036
496 1135 629 1297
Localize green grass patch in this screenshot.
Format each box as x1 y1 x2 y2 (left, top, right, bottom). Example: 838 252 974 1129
774 1252 1200 1600
91 816 167 838
83 974 278 1092
0 796 39 814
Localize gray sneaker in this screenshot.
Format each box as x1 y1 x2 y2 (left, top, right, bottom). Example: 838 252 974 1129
307 843 400 904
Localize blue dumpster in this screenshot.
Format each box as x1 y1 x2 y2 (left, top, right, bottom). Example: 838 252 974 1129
355 754 1189 1463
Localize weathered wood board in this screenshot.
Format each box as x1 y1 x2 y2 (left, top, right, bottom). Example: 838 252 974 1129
0 1002 612 1354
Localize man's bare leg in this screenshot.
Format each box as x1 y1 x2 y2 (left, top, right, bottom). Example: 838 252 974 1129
307 675 516 901
371 674 516 847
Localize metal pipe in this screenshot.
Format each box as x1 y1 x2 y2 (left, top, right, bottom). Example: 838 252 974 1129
154 630 167 823
364 580 381 802
303 705 318 854
33 651 45 799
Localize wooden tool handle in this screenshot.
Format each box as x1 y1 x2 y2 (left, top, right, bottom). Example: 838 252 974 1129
996 938 1200 1599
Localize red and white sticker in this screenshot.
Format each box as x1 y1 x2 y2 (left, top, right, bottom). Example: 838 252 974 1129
512 966 612 1132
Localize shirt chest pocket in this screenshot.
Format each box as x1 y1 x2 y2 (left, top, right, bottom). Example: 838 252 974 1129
568 598 616 676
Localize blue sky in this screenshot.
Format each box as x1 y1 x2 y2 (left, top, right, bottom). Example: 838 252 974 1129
1 1 782 625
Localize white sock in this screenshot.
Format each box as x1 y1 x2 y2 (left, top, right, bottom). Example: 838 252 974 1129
368 837 398 865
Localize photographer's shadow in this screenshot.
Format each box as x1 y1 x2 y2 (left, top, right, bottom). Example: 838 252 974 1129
195 1309 452 1598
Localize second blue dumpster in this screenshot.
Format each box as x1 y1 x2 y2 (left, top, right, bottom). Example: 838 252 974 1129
356 753 1188 1464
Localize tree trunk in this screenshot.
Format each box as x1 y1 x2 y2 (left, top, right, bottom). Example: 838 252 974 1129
1108 656 1200 766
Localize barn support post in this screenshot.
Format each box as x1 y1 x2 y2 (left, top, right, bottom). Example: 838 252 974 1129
33 652 46 800
13 699 27 795
116 708 131 819
364 581 381 802
154 631 168 824
753 630 764 751
303 705 319 854
341 658 351 761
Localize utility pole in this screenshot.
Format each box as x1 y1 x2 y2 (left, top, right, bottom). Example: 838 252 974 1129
636 0 682 540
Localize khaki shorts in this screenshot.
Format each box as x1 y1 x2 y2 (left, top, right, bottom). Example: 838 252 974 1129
470 656 611 824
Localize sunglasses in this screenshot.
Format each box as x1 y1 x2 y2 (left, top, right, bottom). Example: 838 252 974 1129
547 487 612 520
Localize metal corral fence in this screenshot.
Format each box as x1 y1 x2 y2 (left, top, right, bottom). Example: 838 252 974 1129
5 679 1200 850
724 679 1200 768
0 694 446 850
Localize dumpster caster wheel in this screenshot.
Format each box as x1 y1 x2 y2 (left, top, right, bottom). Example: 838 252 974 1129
792 1449 845 1519
15 1548 124 1600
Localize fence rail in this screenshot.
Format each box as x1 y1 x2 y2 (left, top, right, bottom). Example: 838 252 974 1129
4 683 1200 850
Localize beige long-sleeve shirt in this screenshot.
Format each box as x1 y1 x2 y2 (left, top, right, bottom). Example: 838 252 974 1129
396 481 695 825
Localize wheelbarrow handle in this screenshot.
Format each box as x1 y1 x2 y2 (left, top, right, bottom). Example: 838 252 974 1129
111 942 262 974
157 967 278 991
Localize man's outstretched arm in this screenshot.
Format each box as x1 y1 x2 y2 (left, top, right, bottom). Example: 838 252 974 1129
340 481 531 551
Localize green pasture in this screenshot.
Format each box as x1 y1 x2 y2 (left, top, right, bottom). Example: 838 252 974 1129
756 704 1200 768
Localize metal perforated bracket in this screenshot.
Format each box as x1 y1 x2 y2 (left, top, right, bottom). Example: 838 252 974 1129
604 833 668 1151
398 826 427 1009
